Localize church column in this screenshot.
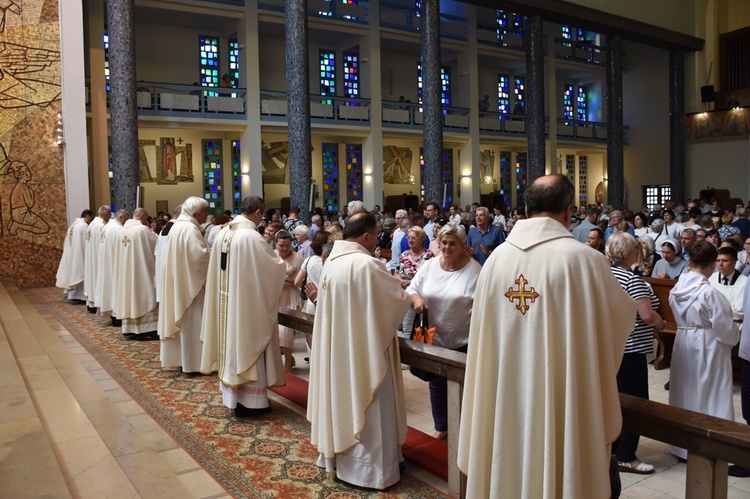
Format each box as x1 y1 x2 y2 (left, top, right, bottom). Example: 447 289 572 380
545 29 558 174
458 6 479 208
420 0 443 205
362 1 383 210
669 49 686 204
606 33 625 209
105 0 139 212
524 13 545 182
86 0 109 210
241 0 263 199
286 0 312 221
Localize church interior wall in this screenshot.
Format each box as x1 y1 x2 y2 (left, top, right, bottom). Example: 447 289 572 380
381 51 422 102
565 0 696 36
621 40 671 208
717 0 750 34
258 36 287 91
686 138 750 203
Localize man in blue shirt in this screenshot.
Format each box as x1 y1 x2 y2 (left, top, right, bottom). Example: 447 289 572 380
467 206 505 265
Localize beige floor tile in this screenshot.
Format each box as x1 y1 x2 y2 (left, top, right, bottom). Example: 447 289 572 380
18 355 67 391
116 399 147 417
53 434 139 499
0 418 70 498
117 450 195 498
80 398 151 457
32 387 99 444
158 447 202 474
176 468 231 498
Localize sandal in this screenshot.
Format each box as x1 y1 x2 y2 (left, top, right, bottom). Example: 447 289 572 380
617 460 655 475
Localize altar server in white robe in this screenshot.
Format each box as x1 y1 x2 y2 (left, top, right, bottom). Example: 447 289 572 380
668 241 740 460
709 246 747 321
308 212 411 490
159 197 209 373
56 210 94 302
200 195 287 416
95 209 128 326
458 174 636 499
83 205 110 313
114 208 159 340
155 205 183 304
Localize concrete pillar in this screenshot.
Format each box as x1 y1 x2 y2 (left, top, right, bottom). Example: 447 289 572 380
285 0 312 221
241 0 263 199
606 34 625 209
669 49 686 204
459 6 480 207
420 0 443 206
545 30 558 174
105 0 139 212
86 0 110 210
524 13 545 182
362 2 383 210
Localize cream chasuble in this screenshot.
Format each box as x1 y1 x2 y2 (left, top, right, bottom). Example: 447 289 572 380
307 240 410 489
95 219 123 316
113 220 158 324
457 217 635 499
200 217 286 391
158 214 210 372
56 218 88 298
83 216 105 307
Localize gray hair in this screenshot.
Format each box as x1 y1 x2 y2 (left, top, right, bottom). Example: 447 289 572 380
182 196 208 217
322 243 334 258
311 214 322 223
172 204 183 218
383 217 396 229
605 232 638 266
437 223 467 245
347 200 366 216
98 205 111 216
294 224 310 238
640 234 655 255
650 219 664 233
681 228 696 238
274 229 292 244
475 206 490 217
395 209 408 218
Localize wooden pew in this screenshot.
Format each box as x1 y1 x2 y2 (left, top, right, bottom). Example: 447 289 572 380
643 276 678 370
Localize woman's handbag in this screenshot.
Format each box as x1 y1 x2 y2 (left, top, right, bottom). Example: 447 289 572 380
410 310 436 382
299 258 309 301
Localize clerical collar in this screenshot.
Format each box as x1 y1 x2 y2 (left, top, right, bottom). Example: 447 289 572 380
720 271 739 286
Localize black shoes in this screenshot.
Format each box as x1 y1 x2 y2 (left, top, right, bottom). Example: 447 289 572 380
234 403 272 417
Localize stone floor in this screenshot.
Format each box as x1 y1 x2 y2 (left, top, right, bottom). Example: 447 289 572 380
3 283 750 498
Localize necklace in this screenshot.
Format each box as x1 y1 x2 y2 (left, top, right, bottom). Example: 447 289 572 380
442 257 462 272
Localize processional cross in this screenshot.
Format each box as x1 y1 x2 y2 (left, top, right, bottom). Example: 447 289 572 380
504 274 539 315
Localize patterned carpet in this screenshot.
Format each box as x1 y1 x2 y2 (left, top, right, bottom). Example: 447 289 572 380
30 287 446 499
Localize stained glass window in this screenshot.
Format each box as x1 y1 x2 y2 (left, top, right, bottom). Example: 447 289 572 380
343 53 359 105
514 76 525 112
442 148 454 208
202 139 223 212
231 140 241 213
515 152 527 208
417 64 451 111
346 144 362 202
563 83 574 124
322 143 340 213
228 39 240 98
499 151 512 212
103 28 110 94
320 50 336 105
498 74 510 117
496 10 523 46
578 155 587 205
200 35 220 97
565 154 575 185
577 86 588 122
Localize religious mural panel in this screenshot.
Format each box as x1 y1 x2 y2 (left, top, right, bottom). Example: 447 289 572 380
0 0 65 287
262 141 290 184
480 150 495 181
383 145 413 184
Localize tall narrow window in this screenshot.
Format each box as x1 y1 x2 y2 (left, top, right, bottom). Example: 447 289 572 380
577 86 588 122
499 151 512 212
514 76 525 112
320 50 336 105
561 25 572 47
563 83 574 124
442 148 454 207
498 74 510 116
578 155 587 205
202 139 223 211
565 154 575 184
346 144 362 202
515 152 527 208
643 185 671 210
228 39 240 97
103 28 110 94
417 63 451 111
199 35 220 96
231 140 241 214
322 143 340 213
343 53 359 105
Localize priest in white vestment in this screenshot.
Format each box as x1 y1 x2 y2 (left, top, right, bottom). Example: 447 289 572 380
95 210 128 326
155 205 183 304
158 197 209 373
308 212 411 490
458 175 636 499
56 209 94 302
200 195 287 416
668 241 740 460
113 208 159 340
83 205 110 313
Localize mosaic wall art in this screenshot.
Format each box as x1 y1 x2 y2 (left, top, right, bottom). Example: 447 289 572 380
261 140 290 184
138 138 194 184
0 0 65 287
383 145 413 184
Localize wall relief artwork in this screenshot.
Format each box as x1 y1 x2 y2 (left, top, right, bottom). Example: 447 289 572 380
383 145 413 184
262 141 289 184
138 138 194 184
0 0 65 286
480 150 495 181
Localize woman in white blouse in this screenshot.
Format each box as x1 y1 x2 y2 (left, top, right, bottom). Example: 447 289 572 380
407 224 481 440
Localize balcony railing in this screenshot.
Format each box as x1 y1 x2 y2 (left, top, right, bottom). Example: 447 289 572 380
260 91 372 125
258 0 369 22
380 2 467 40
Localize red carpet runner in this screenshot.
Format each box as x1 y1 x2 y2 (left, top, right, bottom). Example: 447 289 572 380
271 372 449 481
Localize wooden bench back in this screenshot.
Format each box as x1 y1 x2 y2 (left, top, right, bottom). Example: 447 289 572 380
643 276 677 325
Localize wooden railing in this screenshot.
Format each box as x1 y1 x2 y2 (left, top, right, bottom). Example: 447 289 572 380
278 308 750 499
